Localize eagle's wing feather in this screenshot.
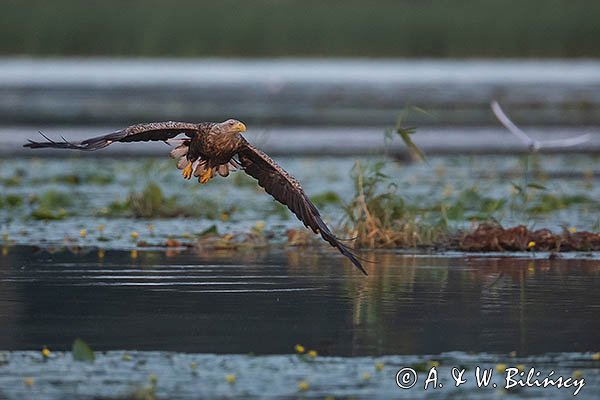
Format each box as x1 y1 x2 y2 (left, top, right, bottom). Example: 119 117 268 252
23 121 199 151
237 143 366 275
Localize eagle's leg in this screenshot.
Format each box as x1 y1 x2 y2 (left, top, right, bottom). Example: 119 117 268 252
182 163 193 180
199 168 212 184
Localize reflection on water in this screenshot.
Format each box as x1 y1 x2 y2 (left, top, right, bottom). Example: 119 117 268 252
1 246 599 356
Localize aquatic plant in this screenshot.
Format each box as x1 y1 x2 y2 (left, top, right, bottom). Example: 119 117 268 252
30 207 68 220
45 172 114 185
310 191 342 208
0 194 23 208
131 374 158 400
343 161 445 248
101 182 201 218
29 190 73 220
72 338 95 363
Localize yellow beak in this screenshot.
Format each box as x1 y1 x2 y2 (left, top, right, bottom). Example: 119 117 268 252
236 122 247 133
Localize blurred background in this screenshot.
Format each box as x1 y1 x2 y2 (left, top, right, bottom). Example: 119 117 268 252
0 0 599 140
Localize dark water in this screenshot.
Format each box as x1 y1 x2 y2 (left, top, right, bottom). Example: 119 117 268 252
1 246 599 356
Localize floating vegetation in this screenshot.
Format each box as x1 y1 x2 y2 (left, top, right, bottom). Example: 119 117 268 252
30 207 68 220
98 182 234 220
527 193 593 214
461 223 600 252
29 190 73 220
41 172 114 186
0 153 597 252
72 338 95 363
130 374 158 400
126 182 182 218
101 182 193 218
310 191 342 208
0 194 23 208
1 169 25 187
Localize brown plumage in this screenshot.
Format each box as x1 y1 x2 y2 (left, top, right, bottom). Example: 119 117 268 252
24 119 366 275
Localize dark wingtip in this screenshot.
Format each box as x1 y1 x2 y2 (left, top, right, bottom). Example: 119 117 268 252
344 249 368 275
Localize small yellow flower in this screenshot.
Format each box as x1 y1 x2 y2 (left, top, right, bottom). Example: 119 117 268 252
24 377 34 387
516 364 525 372
121 353 132 361
97 224 105 233
297 380 309 391
2 246 8 256
375 362 384 372
568 227 577 233
295 344 305 354
592 352 600 361
428 360 440 368
572 370 583 379
226 373 236 384
307 350 318 358
496 363 507 373
79 229 87 238
190 362 198 371
131 231 139 239
509 351 517 357
362 372 371 381
130 250 138 259
527 241 536 249
41 346 51 358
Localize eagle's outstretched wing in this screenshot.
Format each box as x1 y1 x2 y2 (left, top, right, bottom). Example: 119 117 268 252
23 121 199 151
237 143 366 275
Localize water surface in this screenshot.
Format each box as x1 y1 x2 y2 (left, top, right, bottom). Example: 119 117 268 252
1 246 598 356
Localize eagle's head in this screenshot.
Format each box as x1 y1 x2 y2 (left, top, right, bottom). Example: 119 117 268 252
216 119 247 135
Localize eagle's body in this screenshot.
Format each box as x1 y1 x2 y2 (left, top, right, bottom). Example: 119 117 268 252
24 119 366 275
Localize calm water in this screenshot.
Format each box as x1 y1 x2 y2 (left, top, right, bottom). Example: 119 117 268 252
1 246 599 355
1 246 600 399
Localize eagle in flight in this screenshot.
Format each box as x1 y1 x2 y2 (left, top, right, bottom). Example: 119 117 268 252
24 119 366 275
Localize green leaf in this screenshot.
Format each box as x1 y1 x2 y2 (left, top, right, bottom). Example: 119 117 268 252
527 183 547 190
72 338 95 363
198 224 218 237
396 125 426 163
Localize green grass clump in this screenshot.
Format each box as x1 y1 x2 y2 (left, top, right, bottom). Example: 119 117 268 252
128 183 174 218
30 208 67 220
0 194 23 209
443 187 507 221
30 190 73 220
35 190 73 208
343 161 446 248
101 182 224 219
103 182 185 218
527 194 593 214
311 191 342 208
46 173 114 186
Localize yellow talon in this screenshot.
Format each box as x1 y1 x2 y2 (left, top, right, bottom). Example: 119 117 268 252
182 163 193 180
200 169 212 184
